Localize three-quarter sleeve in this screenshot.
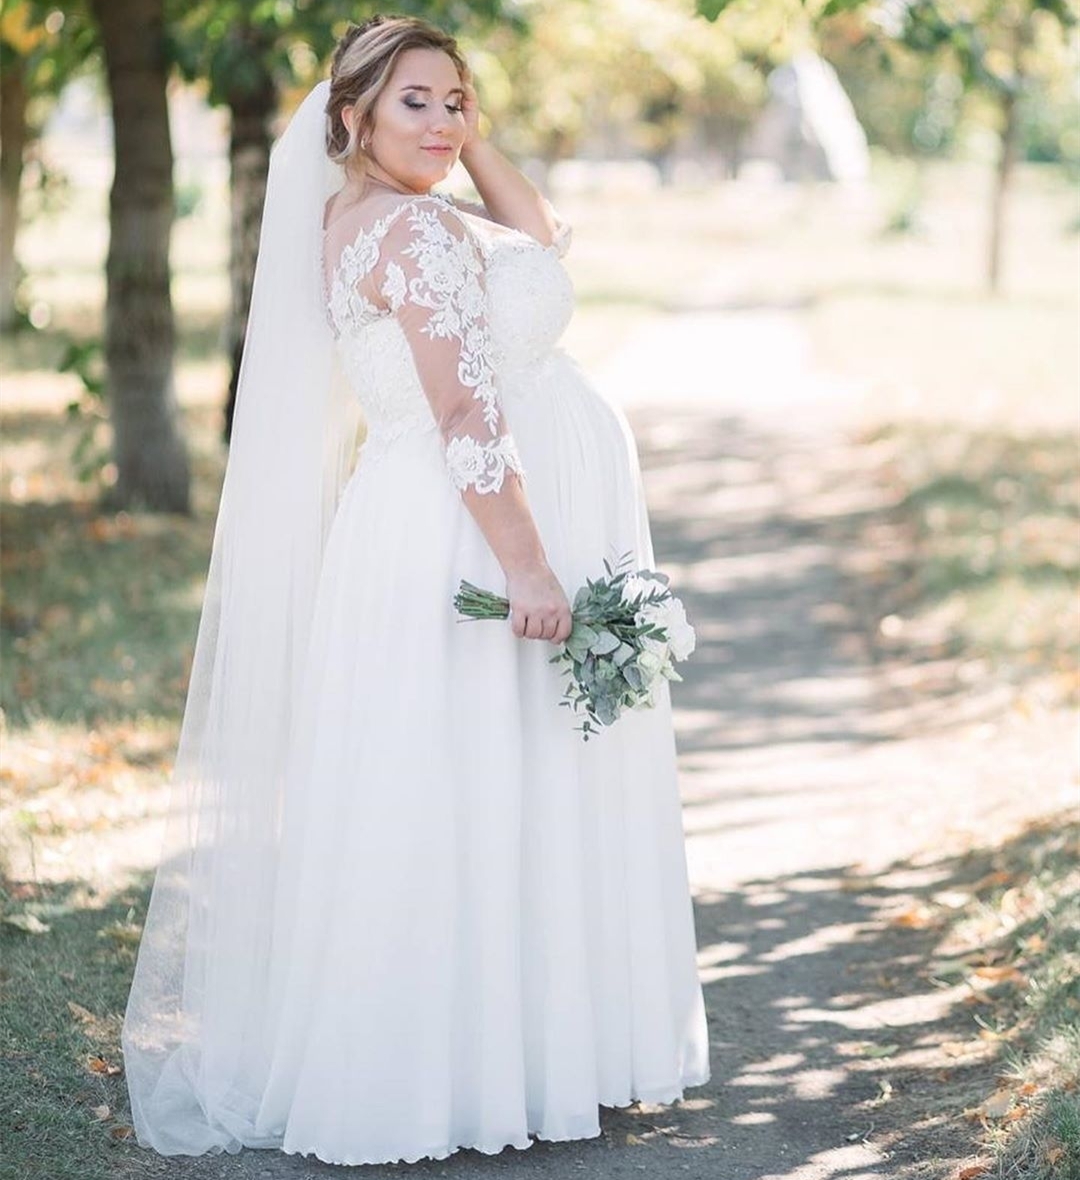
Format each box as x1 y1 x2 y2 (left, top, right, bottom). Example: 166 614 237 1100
369 201 525 496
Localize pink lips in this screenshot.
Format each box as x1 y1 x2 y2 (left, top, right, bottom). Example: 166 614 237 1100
422 145 453 154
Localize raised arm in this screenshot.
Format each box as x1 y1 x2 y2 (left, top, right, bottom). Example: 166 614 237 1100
455 73 566 249
370 201 571 642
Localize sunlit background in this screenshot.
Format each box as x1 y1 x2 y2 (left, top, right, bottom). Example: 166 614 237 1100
1 1 1078 1177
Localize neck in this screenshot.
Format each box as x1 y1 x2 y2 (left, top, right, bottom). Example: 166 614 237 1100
361 165 430 197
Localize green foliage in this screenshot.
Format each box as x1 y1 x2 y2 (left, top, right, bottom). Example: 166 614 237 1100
166 0 513 109
0 2 99 107
473 0 775 167
57 338 111 487
698 0 1079 167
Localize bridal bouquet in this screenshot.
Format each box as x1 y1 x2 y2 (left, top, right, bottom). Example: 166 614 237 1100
453 552 696 740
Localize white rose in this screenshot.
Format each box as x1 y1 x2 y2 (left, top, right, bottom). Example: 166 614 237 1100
636 597 694 662
661 597 696 661
637 647 666 680
620 574 651 607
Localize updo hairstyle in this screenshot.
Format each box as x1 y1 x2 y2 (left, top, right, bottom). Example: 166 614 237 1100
325 14 468 181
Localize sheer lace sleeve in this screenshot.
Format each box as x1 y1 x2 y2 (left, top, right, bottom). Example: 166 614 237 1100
441 191 572 256
368 199 525 496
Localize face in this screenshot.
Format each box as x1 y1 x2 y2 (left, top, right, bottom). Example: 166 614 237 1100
351 47 466 194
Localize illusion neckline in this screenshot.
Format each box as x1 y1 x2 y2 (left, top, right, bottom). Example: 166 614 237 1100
322 183 446 237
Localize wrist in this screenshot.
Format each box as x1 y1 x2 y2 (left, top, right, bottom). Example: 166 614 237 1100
501 552 549 579
459 135 493 169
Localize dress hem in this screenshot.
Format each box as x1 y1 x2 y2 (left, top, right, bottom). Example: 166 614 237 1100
277 1067 712 1168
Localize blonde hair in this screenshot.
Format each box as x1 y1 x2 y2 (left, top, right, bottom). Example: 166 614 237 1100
325 15 468 182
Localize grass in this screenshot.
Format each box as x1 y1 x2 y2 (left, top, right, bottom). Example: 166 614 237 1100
0 878 142 1180
859 422 1080 712
927 813 1080 1179
1 401 224 730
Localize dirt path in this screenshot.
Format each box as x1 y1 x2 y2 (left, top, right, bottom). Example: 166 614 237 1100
116 313 1078 1180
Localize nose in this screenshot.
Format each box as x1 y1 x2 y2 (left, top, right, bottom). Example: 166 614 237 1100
428 105 453 134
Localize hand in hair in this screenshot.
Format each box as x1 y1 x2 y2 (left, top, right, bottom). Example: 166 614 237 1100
460 70 483 154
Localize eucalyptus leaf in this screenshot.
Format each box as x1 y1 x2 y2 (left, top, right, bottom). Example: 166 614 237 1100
572 622 599 646
589 630 621 656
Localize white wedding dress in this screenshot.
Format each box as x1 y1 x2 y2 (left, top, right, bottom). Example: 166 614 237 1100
137 189 709 1167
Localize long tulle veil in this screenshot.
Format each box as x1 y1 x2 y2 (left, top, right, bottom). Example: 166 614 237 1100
121 78 360 1154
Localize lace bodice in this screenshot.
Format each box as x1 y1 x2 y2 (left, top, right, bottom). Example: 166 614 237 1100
322 192 574 494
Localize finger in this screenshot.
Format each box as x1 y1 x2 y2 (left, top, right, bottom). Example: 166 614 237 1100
511 610 525 638
524 615 543 640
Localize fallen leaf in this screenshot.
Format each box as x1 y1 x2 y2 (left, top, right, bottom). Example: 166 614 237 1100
868 1078 893 1107
1045 1145 1065 1165
86 1055 122 1077
67 1001 95 1024
91 1104 110 1121
892 905 938 929
3 913 50 934
863 1043 900 1058
972 870 1013 893
975 1088 1015 1119
942 1041 976 1058
625 1133 646 1145
956 1161 992 1179
109 1125 134 1140
971 965 1026 985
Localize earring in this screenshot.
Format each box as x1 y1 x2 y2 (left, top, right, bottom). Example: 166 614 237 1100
360 134 369 152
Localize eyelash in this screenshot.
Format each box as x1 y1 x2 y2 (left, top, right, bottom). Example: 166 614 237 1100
403 99 463 114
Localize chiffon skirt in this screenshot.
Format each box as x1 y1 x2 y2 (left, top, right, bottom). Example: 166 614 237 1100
249 349 710 1165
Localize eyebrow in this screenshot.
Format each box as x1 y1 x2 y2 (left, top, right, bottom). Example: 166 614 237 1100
399 84 464 96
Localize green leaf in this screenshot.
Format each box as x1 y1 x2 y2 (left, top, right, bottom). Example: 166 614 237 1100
821 0 867 16
695 0 733 24
589 630 621 656
612 642 635 666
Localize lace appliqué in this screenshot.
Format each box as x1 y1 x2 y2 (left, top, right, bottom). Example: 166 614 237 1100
445 433 525 496
325 195 530 496
389 204 523 495
394 205 501 434
326 207 402 337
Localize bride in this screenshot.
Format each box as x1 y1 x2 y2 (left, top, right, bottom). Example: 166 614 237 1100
122 14 710 1167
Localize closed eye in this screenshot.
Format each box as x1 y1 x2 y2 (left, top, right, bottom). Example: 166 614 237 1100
404 99 464 114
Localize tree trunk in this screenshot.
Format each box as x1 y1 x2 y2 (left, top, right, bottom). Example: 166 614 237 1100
987 85 1018 295
89 0 191 512
0 57 28 333
222 53 277 443
987 20 1030 296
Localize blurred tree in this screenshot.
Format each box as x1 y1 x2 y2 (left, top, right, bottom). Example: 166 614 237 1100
884 0 1079 290
470 0 777 184
698 0 1080 292
0 1 97 332
87 0 191 511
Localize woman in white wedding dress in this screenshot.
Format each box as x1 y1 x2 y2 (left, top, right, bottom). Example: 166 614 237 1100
122 15 708 1168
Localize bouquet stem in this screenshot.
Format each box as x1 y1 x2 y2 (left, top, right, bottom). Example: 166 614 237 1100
453 581 511 621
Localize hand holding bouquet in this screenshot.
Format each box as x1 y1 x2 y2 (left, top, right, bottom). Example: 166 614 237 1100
453 552 696 740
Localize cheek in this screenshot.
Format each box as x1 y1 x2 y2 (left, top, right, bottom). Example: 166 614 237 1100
373 104 422 146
